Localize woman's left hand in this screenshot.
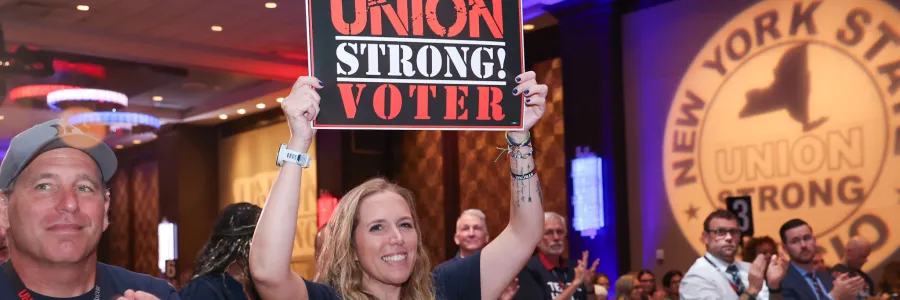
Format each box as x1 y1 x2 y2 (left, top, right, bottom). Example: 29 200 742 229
511 71 547 132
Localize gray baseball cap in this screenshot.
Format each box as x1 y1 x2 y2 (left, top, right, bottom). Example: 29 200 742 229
0 119 117 190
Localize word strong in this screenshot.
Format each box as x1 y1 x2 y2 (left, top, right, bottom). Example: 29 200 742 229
663 0 900 272
308 0 525 130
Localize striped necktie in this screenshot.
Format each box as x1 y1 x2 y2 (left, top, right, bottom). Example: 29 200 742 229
725 265 745 294
806 272 828 299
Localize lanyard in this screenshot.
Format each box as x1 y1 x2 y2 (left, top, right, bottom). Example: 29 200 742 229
2 261 102 300
702 255 742 296
548 266 570 291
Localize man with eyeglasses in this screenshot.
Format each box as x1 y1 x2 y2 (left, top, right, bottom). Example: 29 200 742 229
681 210 788 300
778 219 866 299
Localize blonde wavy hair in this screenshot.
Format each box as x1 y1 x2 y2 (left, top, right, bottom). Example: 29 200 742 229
314 178 435 300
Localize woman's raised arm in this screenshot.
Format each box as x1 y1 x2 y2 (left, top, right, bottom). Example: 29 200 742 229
479 71 548 299
249 76 324 300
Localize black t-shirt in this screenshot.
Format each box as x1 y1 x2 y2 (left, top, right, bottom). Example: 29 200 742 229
514 255 587 300
304 251 482 300
0 261 178 300
178 273 248 300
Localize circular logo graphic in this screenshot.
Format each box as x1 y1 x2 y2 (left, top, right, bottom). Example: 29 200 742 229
663 0 900 272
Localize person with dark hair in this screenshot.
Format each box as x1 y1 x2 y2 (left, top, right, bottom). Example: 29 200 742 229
777 218 866 299
636 270 657 298
593 273 610 298
660 270 683 300
742 236 778 264
179 202 262 300
681 209 788 300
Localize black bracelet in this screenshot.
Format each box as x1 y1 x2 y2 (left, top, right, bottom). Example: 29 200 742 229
510 167 537 180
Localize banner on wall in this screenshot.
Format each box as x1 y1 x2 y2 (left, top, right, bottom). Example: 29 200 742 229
306 0 525 130
662 0 900 271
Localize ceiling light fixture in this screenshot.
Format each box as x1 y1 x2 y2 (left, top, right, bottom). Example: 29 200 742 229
276 97 284 103
77 5 89 11
133 140 141 145
46 88 129 111
237 109 247 115
9 85 80 108
115 145 124 149
67 112 162 136
211 25 223 32
0 116 4 121
265 2 277 8
152 96 163 101
523 24 536 31
219 114 228 120
256 103 266 109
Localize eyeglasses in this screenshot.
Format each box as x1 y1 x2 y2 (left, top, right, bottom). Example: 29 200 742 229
707 228 741 238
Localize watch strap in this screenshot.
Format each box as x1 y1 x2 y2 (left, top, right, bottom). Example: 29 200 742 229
276 143 311 168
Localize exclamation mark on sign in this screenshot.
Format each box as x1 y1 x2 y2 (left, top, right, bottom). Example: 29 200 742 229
497 48 506 79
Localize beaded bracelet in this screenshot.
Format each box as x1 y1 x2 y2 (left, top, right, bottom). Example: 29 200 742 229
509 146 533 159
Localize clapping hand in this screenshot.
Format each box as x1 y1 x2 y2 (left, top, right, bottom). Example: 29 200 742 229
831 273 867 300
499 278 519 300
765 253 789 289
576 250 600 285
747 254 767 294
116 290 160 300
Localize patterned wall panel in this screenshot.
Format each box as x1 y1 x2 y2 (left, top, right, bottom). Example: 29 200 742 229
394 130 446 264
108 171 132 269
131 161 160 277
458 58 567 247
529 58 568 223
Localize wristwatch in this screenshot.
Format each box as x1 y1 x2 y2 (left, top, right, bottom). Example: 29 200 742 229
276 143 312 168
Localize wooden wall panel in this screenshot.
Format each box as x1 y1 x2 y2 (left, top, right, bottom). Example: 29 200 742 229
394 130 446 264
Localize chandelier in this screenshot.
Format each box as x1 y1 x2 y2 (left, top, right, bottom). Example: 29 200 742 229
46 87 161 137
46 88 128 111
8 84 79 108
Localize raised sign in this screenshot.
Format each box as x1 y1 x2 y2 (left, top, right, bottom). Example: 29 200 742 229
306 0 525 130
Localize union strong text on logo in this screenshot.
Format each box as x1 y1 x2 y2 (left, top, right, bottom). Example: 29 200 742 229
663 0 900 271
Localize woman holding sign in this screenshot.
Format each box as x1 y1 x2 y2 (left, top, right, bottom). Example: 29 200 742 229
250 71 549 300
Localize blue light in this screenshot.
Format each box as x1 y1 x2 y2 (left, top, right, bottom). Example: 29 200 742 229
67 112 162 129
571 151 605 239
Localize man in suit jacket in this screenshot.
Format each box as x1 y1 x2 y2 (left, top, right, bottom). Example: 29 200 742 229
778 219 867 300
680 210 788 300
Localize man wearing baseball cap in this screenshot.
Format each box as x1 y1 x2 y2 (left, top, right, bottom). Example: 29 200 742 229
0 120 177 299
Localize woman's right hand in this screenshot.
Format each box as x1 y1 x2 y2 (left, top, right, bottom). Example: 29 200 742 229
282 76 324 151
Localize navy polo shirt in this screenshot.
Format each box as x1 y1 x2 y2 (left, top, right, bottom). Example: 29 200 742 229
0 262 178 300
179 273 248 300
305 251 482 299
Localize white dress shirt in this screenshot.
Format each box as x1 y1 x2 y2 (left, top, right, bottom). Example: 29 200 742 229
680 252 771 300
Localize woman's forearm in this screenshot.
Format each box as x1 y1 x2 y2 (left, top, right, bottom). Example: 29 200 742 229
250 139 310 283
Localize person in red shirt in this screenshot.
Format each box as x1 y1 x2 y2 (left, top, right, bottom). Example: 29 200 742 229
514 212 600 300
